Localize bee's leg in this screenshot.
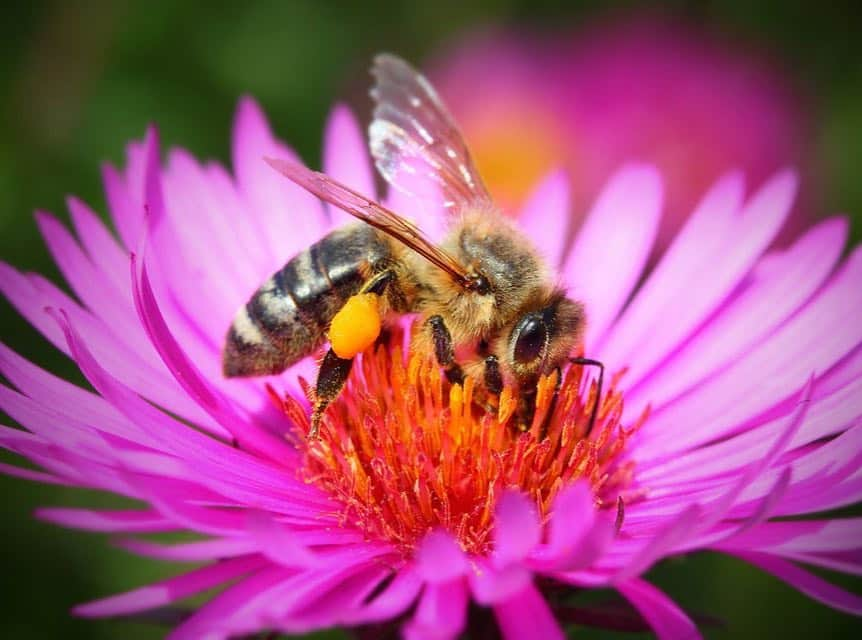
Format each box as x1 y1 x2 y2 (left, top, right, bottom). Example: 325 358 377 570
362 269 395 296
478 354 503 413
310 349 353 438
310 269 396 438
516 367 563 435
540 366 564 437
427 315 464 384
516 385 537 431
570 357 605 436
483 355 503 395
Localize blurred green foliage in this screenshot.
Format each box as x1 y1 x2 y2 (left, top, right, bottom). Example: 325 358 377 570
1 0 860 638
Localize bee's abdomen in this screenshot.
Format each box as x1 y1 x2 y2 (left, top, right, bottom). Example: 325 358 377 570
223 225 390 377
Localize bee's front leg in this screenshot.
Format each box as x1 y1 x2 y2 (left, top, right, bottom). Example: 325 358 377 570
515 367 563 435
570 357 605 436
427 315 464 384
482 355 503 395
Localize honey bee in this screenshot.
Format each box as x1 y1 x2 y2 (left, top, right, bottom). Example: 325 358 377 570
223 54 604 436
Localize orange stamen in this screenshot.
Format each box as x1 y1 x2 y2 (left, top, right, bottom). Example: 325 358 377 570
272 326 646 557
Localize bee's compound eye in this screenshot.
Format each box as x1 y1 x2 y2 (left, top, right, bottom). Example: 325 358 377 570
513 314 547 364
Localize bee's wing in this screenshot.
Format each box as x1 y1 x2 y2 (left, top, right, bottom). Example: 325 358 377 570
370 53 493 211
265 157 473 287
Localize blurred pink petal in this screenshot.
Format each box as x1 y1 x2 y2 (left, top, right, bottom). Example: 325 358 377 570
517 167 571 268
493 582 565 640
323 104 377 226
433 16 815 250
563 163 662 348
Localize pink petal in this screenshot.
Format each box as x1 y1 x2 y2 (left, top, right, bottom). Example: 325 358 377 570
696 380 811 528
529 480 614 572
616 579 702 640
633 245 862 461
0 383 113 458
722 518 862 556
0 462 72 486
323 104 376 227
35 508 178 533
517 168 571 268
609 170 795 386
272 565 392 633
629 217 846 414
167 566 293 639
469 560 532 605
597 171 744 374
247 511 325 568
131 254 296 464
67 196 130 293
563 164 663 349
148 150 261 350
53 309 323 514
416 530 468 583
0 342 155 448
404 578 468 640
255 562 387 623
344 565 423 625
0 262 224 437
74 555 266 617
231 96 329 265
36 211 155 358
720 467 793 537
769 427 862 515
494 490 541 565
102 161 141 252
639 362 862 486
493 581 565 640
116 536 257 562
0 425 134 494
775 550 862 576
734 552 862 615
613 505 701 581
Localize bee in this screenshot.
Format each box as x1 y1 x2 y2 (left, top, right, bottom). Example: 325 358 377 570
223 54 604 436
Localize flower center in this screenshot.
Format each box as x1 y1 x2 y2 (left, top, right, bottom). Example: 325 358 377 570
273 327 646 557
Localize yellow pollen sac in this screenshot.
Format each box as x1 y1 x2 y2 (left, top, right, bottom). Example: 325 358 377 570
329 293 381 359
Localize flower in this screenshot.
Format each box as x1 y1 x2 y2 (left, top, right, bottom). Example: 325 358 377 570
1 96 861 640
430 15 815 251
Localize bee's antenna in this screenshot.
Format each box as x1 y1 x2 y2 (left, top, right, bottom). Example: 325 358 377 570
570 357 604 436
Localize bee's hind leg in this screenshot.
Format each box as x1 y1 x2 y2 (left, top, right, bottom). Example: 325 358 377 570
310 269 395 438
427 315 464 384
310 349 353 438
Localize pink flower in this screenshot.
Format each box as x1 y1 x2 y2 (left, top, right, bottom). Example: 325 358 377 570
1 95 860 640
431 16 815 251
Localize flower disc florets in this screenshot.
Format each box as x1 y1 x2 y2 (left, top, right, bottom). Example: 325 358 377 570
273 326 646 556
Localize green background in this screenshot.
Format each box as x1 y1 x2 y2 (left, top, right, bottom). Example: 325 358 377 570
1 1 860 638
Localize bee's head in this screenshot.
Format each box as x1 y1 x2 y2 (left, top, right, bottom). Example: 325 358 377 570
508 293 585 382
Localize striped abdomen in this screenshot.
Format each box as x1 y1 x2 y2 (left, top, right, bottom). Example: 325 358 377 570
223 225 391 377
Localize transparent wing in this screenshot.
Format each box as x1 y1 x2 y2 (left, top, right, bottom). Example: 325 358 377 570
265 157 473 287
370 53 493 211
